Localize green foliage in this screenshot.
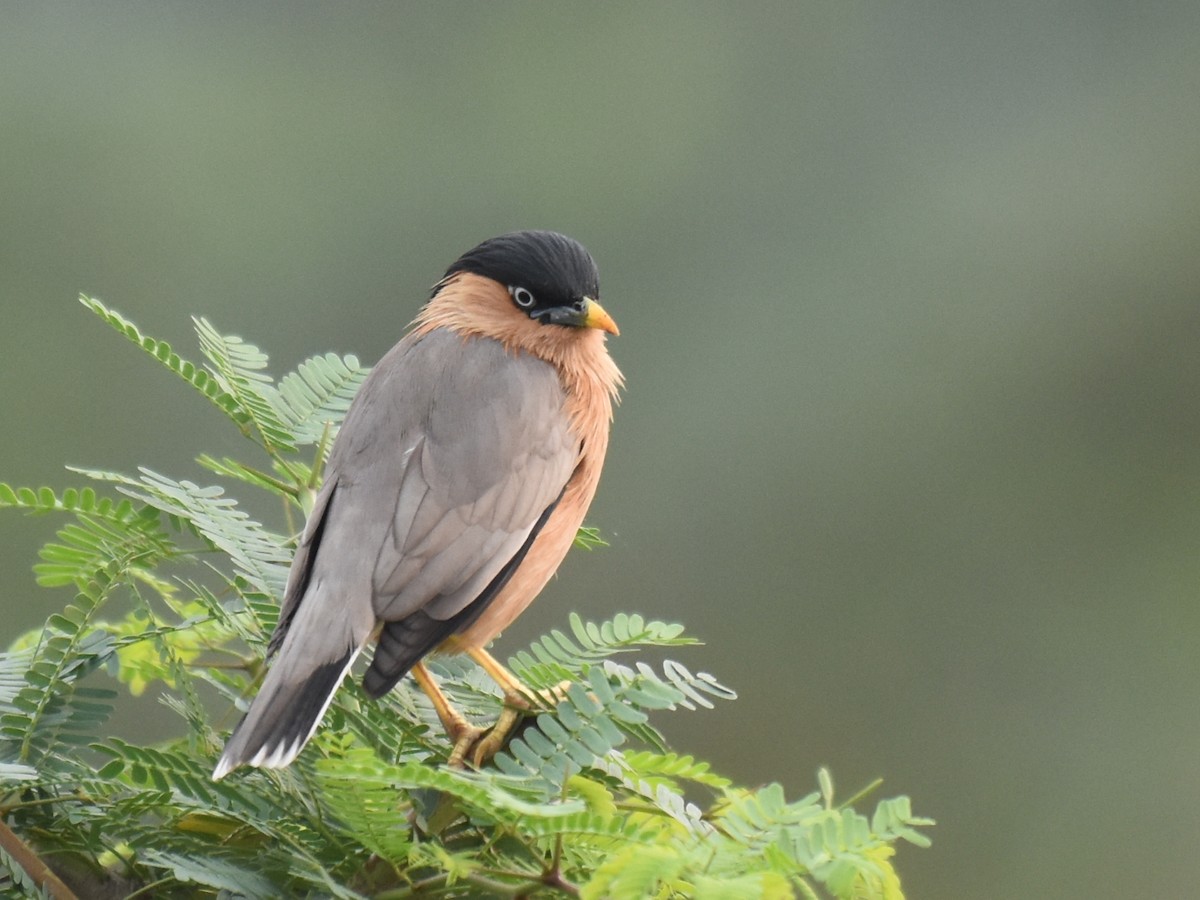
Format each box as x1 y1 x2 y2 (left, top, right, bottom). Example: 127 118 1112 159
0 298 931 898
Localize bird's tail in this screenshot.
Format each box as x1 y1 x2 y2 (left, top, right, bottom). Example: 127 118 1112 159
212 646 358 780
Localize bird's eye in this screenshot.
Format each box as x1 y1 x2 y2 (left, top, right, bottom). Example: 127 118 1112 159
509 286 536 309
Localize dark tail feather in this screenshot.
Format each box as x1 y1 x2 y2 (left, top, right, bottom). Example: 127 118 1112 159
213 648 356 780
363 613 455 698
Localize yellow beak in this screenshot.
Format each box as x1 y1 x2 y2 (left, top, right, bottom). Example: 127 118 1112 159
582 297 620 336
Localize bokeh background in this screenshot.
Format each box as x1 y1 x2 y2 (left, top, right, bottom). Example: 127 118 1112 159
4 4 1200 897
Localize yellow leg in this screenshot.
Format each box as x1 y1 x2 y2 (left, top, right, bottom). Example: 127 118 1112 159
457 648 534 767
410 662 487 768
411 650 573 768
466 646 574 708
461 647 578 766
466 647 534 705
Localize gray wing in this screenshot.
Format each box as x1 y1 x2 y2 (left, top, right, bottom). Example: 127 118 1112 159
215 328 575 777
301 329 577 694
268 477 336 657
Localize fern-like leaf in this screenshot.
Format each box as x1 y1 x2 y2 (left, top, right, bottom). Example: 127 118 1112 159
509 612 696 693
0 302 929 898
274 352 370 446
614 749 733 790
35 509 174 589
572 525 609 551
0 567 123 769
196 454 302 499
99 467 290 596
193 316 296 452
79 296 248 427
0 483 175 587
0 483 129 519
138 850 280 899
0 846 54 900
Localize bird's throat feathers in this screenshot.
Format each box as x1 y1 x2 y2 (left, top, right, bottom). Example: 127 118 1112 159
412 272 624 418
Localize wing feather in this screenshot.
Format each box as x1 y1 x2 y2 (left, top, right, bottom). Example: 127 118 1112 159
259 329 576 703
330 328 575 623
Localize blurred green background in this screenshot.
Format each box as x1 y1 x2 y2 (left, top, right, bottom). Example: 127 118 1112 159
3 3 1199 897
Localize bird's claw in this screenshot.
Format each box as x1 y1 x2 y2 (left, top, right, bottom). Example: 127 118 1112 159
446 682 574 768
445 706 523 769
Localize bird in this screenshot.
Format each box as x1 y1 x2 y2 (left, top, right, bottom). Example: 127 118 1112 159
212 231 621 779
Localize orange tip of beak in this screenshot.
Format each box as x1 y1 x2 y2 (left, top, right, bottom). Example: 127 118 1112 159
583 298 619 336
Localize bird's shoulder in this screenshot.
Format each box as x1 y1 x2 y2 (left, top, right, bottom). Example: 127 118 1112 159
332 328 562 449
322 327 575 505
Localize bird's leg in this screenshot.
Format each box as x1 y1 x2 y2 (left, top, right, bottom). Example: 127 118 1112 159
462 647 574 767
466 646 536 705
469 646 574 709
412 649 573 769
409 662 487 768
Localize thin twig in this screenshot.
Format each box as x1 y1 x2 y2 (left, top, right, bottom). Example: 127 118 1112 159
0 794 83 816
0 816 79 900
121 876 174 899
838 777 884 811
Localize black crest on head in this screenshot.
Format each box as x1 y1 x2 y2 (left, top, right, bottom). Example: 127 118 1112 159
438 231 600 311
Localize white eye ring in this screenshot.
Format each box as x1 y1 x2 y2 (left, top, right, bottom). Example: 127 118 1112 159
510 285 536 309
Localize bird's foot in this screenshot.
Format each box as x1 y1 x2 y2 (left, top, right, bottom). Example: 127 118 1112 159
445 720 491 769
451 706 522 768
449 682 574 768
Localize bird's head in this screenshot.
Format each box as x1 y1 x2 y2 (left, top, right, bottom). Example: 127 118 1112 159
434 231 619 337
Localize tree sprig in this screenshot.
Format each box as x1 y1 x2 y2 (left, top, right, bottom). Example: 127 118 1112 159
0 298 930 898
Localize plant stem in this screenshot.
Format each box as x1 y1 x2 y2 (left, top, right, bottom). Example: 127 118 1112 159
0 816 79 900
122 876 174 899
838 777 884 811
